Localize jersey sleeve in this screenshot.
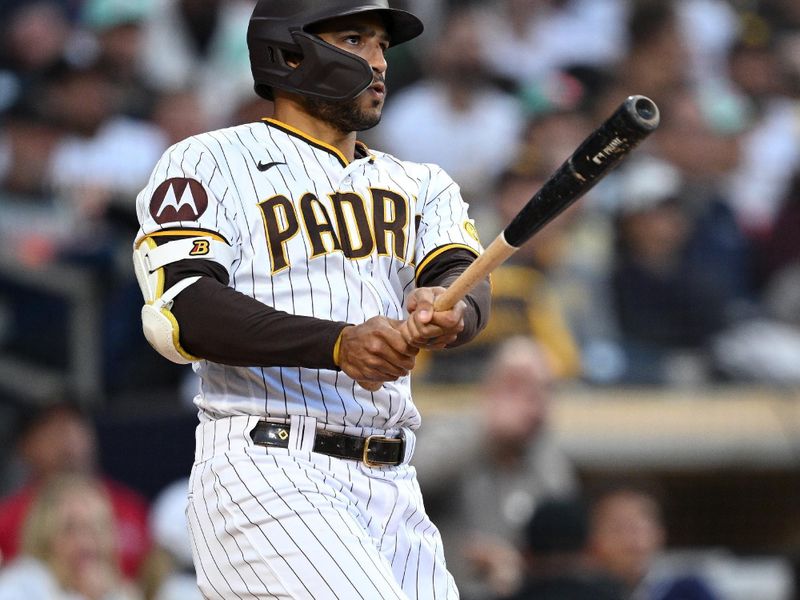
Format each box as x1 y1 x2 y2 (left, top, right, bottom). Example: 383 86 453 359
134 136 238 273
413 164 484 280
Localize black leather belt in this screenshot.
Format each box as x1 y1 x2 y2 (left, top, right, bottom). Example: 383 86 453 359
250 422 405 467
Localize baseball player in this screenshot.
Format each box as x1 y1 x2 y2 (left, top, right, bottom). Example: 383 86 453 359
133 1 491 598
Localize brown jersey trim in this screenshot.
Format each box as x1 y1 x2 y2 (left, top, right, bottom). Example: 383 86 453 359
416 247 491 347
262 118 372 165
415 243 480 282
263 118 350 167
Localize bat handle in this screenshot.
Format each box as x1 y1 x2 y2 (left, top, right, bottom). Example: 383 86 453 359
433 234 517 311
358 235 516 392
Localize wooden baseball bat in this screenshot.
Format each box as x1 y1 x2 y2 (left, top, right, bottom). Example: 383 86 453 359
432 94 660 312
359 95 660 391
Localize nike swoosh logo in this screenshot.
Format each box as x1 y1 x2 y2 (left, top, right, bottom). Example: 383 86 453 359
257 160 285 172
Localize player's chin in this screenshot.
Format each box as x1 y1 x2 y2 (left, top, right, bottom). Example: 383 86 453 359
354 107 383 131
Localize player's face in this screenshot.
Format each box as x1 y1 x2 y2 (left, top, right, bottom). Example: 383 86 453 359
304 13 390 133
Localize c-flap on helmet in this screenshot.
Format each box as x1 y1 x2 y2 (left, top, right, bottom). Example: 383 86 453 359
248 0 423 102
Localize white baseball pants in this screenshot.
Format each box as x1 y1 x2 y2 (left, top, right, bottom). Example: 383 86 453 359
186 416 459 600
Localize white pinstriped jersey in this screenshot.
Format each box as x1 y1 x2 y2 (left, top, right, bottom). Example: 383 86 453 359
135 118 483 434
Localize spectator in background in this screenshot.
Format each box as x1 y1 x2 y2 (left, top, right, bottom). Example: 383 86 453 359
587 483 721 600
43 58 166 212
675 0 740 88
609 154 756 384
759 170 800 327
0 1 72 199
501 496 624 600
0 113 62 199
0 402 151 579
610 156 716 384
0 473 142 600
14 56 170 392
228 94 275 127
723 21 800 238
617 84 800 385
0 1 73 113
150 90 214 146
81 0 159 120
414 337 579 599
616 1 689 102
712 167 800 384
473 0 626 92
140 478 201 600
482 157 583 381
374 6 525 231
651 87 751 312
138 0 255 127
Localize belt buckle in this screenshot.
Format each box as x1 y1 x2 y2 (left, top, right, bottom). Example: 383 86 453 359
362 435 402 467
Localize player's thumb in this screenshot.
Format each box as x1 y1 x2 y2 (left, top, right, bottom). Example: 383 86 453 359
409 289 435 323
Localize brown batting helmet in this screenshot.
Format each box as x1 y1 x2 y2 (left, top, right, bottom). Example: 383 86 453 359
247 0 423 102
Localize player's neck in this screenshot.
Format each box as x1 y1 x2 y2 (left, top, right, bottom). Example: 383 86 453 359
272 100 358 162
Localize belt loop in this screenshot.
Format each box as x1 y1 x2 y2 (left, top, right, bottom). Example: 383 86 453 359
289 415 317 453
400 427 416 465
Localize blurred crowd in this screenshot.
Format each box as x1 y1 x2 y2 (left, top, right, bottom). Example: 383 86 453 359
0 0 800 598
1 0 799 400
385 0 800 388
414 336 795 600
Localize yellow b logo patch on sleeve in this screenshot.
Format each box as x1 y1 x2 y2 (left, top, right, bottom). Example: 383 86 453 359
189 239 211 256
464 220 481 243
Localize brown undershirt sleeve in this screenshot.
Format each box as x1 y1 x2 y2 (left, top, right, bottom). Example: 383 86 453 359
416 248 491 347
165 259 348 369
163 246 489 367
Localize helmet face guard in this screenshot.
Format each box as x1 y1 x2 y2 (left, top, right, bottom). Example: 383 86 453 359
247 0 423 102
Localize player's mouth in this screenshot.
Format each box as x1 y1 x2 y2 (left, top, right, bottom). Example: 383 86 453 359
368 81 386 99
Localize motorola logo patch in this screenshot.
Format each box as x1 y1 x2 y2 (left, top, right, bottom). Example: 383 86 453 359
149 178 209 224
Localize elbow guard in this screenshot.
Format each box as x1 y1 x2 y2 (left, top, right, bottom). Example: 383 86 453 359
132 236 232 364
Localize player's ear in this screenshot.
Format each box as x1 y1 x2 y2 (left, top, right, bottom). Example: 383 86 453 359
283 51 302 69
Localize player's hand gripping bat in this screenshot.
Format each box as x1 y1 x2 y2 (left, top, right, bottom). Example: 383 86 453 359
359 94 660 391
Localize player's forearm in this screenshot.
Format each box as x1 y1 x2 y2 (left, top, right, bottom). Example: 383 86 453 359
166 260 346 369
417 248 491 347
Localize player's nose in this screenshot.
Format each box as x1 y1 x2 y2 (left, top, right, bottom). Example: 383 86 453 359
366 42 387 75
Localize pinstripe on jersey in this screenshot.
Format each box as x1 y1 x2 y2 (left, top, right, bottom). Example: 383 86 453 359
135 119 483 436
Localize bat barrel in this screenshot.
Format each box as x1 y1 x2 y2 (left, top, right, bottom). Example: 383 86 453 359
503 94 660 248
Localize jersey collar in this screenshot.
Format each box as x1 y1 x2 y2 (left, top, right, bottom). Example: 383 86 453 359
262 118 373 167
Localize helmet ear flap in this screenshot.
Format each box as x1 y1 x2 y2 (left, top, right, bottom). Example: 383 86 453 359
252 39 292 100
